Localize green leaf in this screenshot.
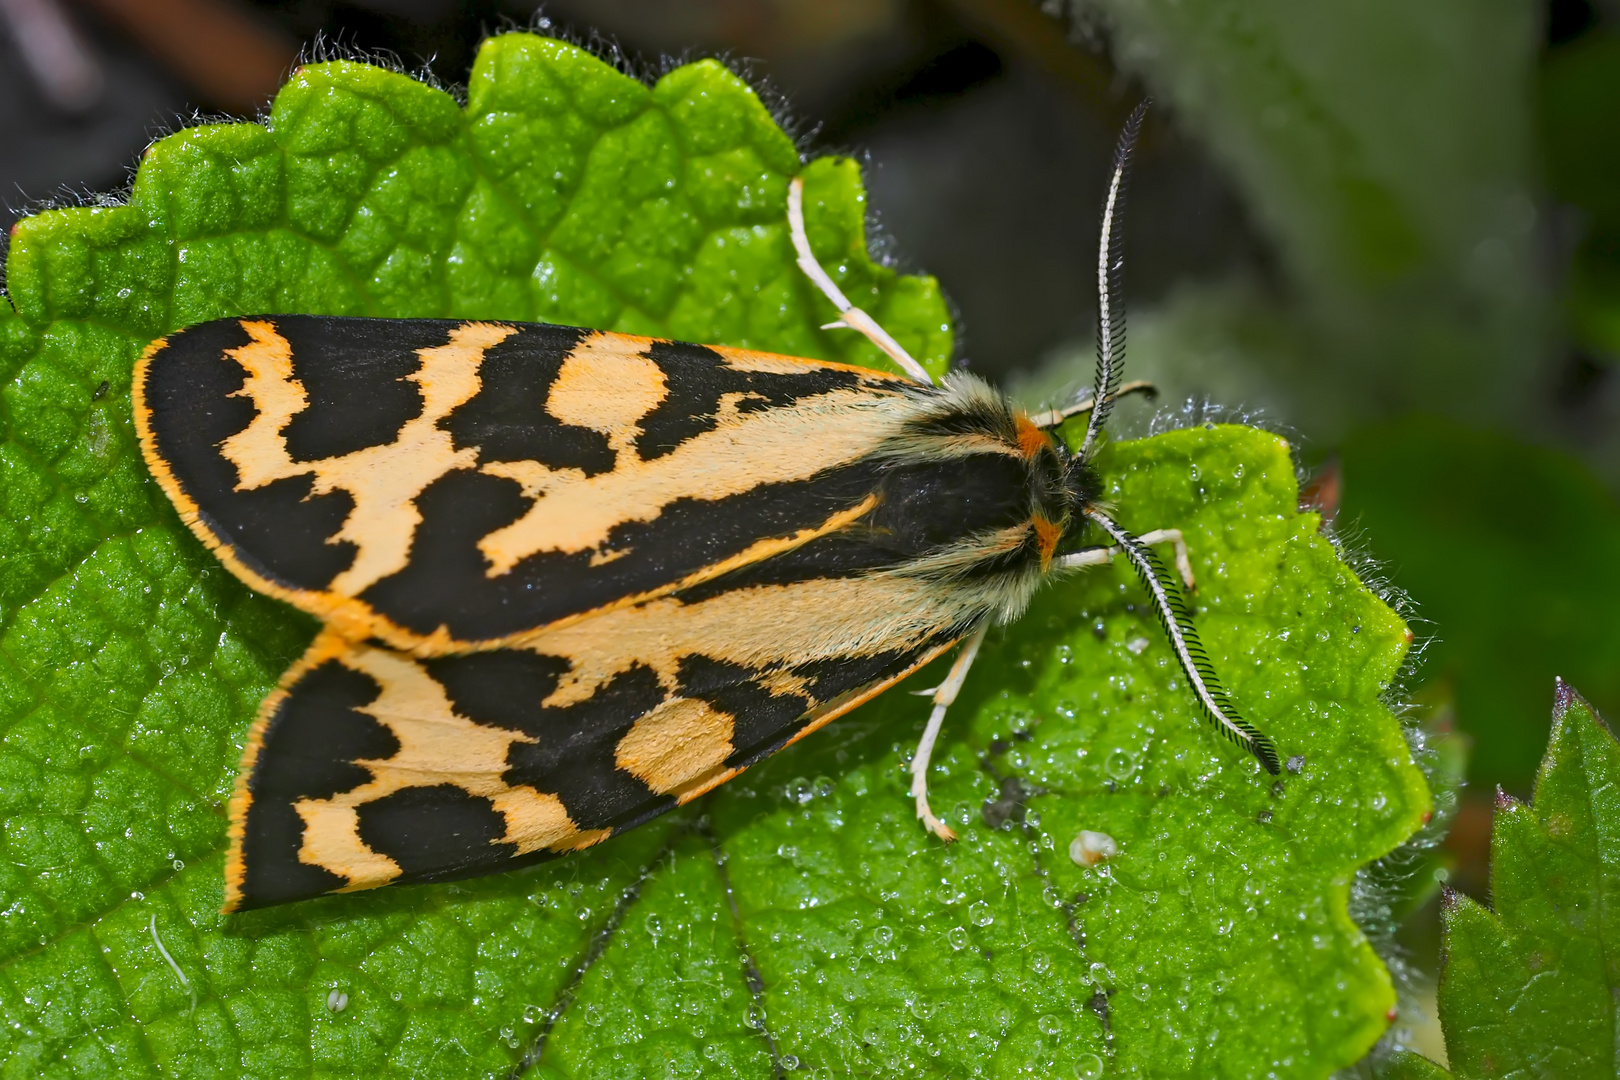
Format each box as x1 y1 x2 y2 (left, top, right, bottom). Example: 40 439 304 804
1378 1048 1455 1080
1340 417 1620 791
1434 682 1620 1079
0 34 1428 1078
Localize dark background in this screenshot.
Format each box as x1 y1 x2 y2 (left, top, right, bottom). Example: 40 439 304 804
4 0 1618 1033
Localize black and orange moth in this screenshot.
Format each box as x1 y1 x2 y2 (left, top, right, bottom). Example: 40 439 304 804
132 105 1279 912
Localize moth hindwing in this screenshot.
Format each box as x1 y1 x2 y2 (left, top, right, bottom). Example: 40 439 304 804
134 315 1073 910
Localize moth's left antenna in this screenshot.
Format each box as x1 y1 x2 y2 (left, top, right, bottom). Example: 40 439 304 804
1079 100 1150 461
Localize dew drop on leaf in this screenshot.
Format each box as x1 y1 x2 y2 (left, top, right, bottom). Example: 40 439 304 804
1106 748 1138 780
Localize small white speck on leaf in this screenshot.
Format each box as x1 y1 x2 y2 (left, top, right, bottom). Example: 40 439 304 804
1070 830 1119 866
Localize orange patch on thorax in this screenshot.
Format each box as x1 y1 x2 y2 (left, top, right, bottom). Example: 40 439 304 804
1032 514 1063 570
1014 414 1052 459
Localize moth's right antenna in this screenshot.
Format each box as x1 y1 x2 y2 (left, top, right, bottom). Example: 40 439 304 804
1079 100 1150 462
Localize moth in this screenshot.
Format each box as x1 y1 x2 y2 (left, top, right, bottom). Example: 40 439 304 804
132 104 1278 912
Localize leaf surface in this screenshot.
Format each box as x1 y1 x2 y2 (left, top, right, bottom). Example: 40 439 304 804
0 35 1427 1078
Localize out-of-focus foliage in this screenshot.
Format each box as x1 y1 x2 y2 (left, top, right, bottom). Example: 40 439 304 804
1071 0 1542 436
1341 419 1620 792
1541 29 1620 361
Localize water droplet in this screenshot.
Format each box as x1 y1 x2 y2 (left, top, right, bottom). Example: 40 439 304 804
644 913 662 942
584 1004 604 1026
948 927 970 950
1133 983 1151 1001
1105 748 1137 780
968 901 994 927
1370 793 1387 810
872 925 894 947
1073 1052 1104 1079
1037 1014 1061 1036
1055 644 1074 665
171 859 184 871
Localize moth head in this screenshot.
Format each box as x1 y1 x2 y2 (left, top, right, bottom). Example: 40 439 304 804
1062 456 1104 518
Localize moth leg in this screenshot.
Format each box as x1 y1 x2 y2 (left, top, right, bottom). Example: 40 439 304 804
1055 528 1196 592
1025 380 1158 429
787 176 935 386
911 622 989 841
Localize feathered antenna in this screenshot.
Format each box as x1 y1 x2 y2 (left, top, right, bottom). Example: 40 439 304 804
1069 101 1282 777
1086 509 1282 775
1079 99 1150 461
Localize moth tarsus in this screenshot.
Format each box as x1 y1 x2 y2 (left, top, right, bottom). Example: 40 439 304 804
132 99 1279 911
